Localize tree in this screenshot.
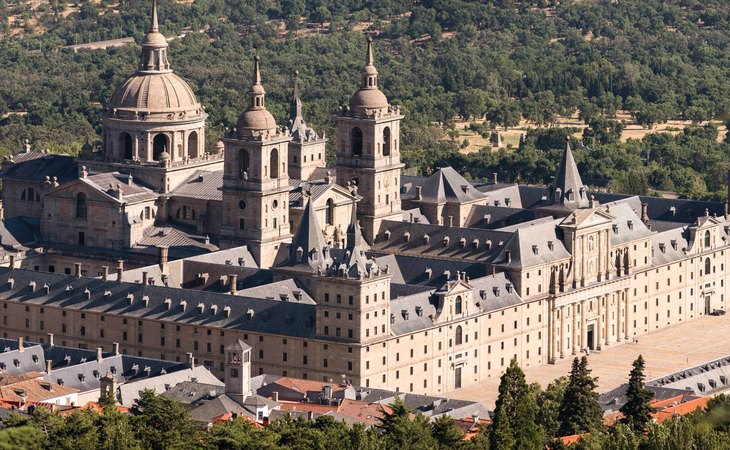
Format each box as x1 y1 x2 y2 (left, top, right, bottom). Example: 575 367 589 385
537 377 568 438
620 355 654 430
130 389 201 450
558 357 604 436
490 358 544 450
0 426 45 450
431 415 464 449
377 397 437 450
487 100 521 131
205 417 281 450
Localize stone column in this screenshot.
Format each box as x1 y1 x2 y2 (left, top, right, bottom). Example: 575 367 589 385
624 288 631 340
605 294 611 346
596 295 603 350
580 300 587 351
134 134 140 161
616 291 623 342
571 302 577 355
560 306 566 359
548 299 555 363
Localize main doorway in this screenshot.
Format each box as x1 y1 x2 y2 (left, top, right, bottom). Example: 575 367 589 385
587 323 595 350
454 366 462 389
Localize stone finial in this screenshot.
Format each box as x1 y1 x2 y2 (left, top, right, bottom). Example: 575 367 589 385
81 166 88 179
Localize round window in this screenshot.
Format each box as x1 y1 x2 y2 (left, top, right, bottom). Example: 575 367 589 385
238 200 247 210
272 199 279 209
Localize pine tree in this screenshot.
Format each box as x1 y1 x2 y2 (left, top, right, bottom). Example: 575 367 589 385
377 397 437 450
489 358 544 450
558 357 604 436
431 415 464 449
620 355 654 430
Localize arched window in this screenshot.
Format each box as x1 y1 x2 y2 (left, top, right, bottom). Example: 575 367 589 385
455 295 463 315
76 193 87 219
119 132 133 160
351 128 363 156
704 230 711 248
326 199 334 225
383 127 391 156
705 257 711 276
270 148 279 178
238 149 250 179
152 134 169 161
455 325 463 345
188 131 199 159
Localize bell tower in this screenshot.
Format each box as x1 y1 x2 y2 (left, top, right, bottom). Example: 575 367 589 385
220 55 292 267
336 37 404 242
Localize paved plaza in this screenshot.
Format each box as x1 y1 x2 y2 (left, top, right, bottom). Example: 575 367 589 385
445 313 730 408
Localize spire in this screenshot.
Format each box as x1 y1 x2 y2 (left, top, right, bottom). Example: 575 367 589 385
360 36 379 90
248 53 266 110
288 70 306 138
284 197 330 270
550 141 589 210
346 201 367 251
151 0 159 33
138 0 170 73
366 36 374 66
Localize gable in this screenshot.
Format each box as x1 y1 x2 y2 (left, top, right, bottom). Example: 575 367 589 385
44 179 121 204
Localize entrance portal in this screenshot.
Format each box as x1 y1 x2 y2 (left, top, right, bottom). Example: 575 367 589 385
587 323 595 350
705 296 711 315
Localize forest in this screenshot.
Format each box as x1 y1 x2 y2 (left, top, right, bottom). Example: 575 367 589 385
1 0 730 199
2 356 730 449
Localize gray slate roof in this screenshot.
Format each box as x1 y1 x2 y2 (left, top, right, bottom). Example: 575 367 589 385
0 267 316 338
1 154 78 184
171 170 223 201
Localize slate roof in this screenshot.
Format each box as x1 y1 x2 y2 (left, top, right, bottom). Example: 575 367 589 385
81 173 157 203
235 278 315 304
1 154 78 184
371 254 488 287
280 199 331 272
288 179 355 209
0 217 40 249
492 220 570 269
651 226 689 266
135 226 218 257
373 220 511 263
647 355 730 397
548 143 589 210
161 380 224 404
404 167 487 204
599 383 693 412
171 171 223 201
0 268 317 338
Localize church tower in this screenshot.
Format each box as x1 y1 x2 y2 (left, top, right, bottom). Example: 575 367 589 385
335 37 404 242
220 55 292 267
286 71 327 181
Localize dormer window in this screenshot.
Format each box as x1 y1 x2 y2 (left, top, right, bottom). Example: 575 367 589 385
547 241 554 251
659 243 665 253
415 306 423 317
671 240 677 250
612 224 618 234
627 220 633 230
505 198 511 206
532 245 538 255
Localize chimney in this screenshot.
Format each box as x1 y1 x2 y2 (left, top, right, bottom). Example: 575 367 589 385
307 411 314 421
17 337 24 351
448 216 454 227
116 260 124 283
229 274 238 295
46 360 52 375
641 203 649 224
505 250 512 264
74 263 82 278
187 352 195 368
101 266 109 282
158 246 169 273
112 342 119 355
142 271 148 286
415 186 422 201
96 347 103 363
47 333 54 347
493 172 498 183
272 391 279 402
8 254 15 269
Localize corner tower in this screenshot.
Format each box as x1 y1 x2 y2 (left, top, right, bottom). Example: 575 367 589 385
220 55 292 267
84 0 222 193
335 37 404 242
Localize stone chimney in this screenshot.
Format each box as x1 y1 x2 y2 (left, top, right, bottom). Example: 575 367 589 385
46 360 52 375
187 352 195 368
8 254 15 269
158 246 169 273
112 342 119 355
96 347 103 363
17 337 24 351
116 260 124 283
415 186 422 201
74 263 82 278
493 172 498 183
641 203 649 225
272 391 279 402
142 271 148 286
229 274 238 295
101 266 109 282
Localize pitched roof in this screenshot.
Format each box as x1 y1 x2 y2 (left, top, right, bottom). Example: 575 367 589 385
409 167 487 205
1 154 78 184
171 171 223 201
492 220 570 269
280 199 331 272
549 143 589 210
